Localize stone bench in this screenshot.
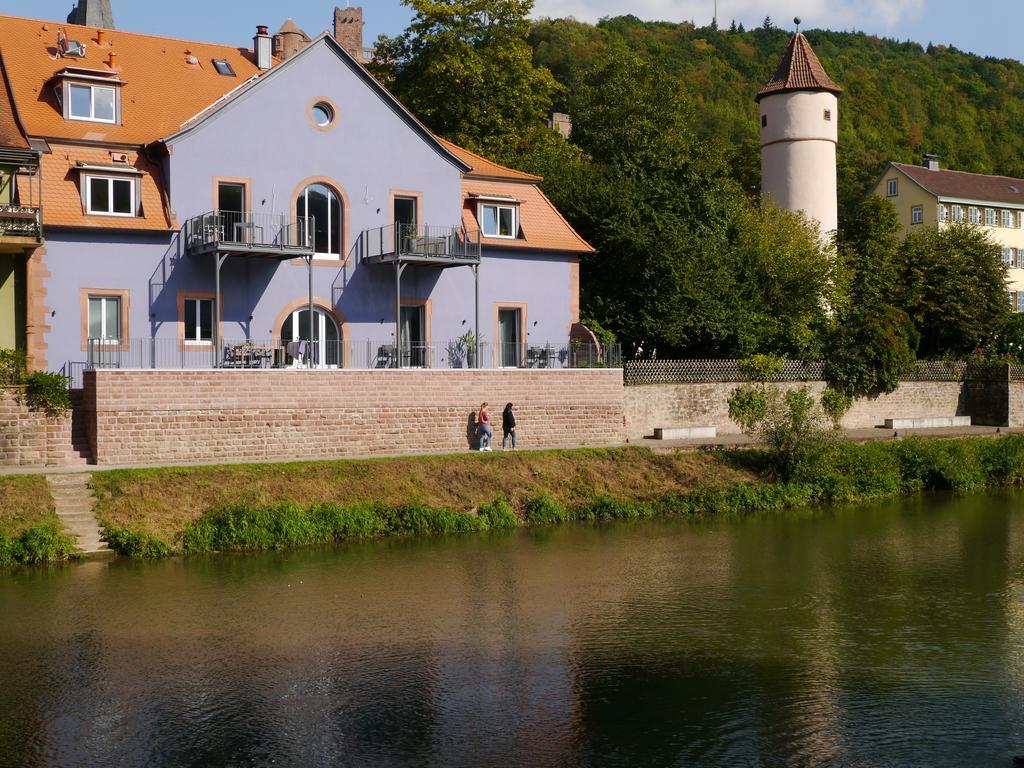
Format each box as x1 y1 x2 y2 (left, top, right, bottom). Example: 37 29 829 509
654 426 717 440
883 416 972 430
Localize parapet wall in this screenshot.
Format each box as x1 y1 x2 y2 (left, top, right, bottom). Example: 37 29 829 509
84 369 625 466
0 387 77 467
624 380 985 440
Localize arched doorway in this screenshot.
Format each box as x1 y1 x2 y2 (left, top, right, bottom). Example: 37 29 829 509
280 307 340 367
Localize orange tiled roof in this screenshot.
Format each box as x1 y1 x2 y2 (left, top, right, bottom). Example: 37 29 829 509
436 137 542 182
41 143 171 230
0 54 29 150
463 178 594 254
0 14 264 145
756 33 842 102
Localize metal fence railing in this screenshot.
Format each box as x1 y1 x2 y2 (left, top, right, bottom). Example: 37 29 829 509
84 339 622 372
183 210 313 254
359 223 481 263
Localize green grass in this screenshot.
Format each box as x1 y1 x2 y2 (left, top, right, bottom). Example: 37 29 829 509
0 475 78 566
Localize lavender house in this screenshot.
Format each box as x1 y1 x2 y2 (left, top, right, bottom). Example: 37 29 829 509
0 7 597 381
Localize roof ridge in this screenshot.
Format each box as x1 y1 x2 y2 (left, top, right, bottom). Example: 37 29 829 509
0 12 256 53
894 161 1024 184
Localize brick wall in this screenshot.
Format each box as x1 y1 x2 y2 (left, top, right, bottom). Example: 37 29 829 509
624 380 981 439
85 369 625 465
0 386 78 467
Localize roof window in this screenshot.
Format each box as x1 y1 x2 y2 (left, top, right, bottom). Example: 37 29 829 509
212 59 236 77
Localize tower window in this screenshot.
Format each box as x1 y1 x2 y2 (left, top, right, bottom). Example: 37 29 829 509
761 114 767 128
824 109 832 121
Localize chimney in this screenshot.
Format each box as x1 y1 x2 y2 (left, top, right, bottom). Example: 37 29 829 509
333 6 365 61
924 153 940 171
254 25 272 70
107 50 117 68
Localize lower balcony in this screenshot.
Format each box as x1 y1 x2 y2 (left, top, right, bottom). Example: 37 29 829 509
85 338 621 371
184 211 314 258
0 205 42 252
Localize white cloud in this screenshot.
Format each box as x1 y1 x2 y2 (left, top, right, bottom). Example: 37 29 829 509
530 0 926 33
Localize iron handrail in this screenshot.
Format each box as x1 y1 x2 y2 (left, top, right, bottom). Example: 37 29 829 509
360 223 481 262
184 210 314 253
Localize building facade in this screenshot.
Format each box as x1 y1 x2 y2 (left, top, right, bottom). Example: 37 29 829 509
757 32 843 237
0 11 592 378
871 160 1024 309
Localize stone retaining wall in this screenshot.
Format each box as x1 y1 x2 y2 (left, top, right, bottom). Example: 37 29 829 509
0 387 77 467
84 369 625 466
624 380 981 440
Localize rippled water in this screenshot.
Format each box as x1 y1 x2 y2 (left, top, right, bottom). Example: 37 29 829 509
3 493 1024 766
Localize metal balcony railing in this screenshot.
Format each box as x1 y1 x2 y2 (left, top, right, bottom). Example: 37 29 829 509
0 205 42 242
184 211 314 256
360 223 481 264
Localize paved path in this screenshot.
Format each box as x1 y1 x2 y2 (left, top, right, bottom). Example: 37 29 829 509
45 473 113 558
0 425 1010 476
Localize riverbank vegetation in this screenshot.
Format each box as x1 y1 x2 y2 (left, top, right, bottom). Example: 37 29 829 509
89 437 1024 559
0 475 77 566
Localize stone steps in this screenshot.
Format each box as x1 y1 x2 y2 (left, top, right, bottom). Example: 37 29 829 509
45 473 114 559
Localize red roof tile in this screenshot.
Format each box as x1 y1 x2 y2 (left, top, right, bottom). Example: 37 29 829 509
756 33 842 102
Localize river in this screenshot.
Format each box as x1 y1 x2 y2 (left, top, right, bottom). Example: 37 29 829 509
2 493 1024 766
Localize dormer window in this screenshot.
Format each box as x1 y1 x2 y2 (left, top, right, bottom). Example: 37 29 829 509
51 68 123 125
69 83 116 123
479 202 518 239
87 176 136 216
212 59 236 77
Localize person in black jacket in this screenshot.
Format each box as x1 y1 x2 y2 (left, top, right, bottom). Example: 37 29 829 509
502 402 517 450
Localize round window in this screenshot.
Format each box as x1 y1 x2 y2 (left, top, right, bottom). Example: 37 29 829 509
311 102 334 128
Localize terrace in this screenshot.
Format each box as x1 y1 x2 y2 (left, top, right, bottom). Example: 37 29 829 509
0 148 42 251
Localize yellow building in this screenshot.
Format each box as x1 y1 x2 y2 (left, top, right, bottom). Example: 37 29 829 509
871 159 1024 309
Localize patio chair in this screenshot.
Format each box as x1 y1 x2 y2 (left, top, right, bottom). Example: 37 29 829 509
375 344 396 368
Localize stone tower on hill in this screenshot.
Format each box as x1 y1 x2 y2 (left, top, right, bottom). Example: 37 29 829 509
66 0 115 28
333 6 365 61
756 31 842 236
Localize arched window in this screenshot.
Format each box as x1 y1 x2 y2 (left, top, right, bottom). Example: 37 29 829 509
280 306 341 367
295 183 342 258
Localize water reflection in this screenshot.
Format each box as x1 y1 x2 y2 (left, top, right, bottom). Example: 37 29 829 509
2 495 1024 766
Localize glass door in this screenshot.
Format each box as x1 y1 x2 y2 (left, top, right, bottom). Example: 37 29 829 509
280 308 340 367
498 308 520 367
218 182 245 243
399 305 425 367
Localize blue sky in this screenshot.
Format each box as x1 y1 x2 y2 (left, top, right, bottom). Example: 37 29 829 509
2 1 1022 62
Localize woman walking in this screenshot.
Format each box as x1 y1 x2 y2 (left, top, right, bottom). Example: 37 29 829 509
502 402 517 450
478 402 493 451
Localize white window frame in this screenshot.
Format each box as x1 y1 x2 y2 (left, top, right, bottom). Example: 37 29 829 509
479 202 518 239
86 175 136 217
938 204 948 223
1003 247 1014 266
1003 210 1014 228
68 83 117 124
1018 292 1024 313
88 295 121 343
911 206 923 225
886 179 898 197
296 183 342 261
952 205 965 223
985 208 996 226
183 297 214 344
968 206 981 224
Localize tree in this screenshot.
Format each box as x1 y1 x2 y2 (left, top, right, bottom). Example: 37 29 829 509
896 223 1008 357
371 0 561 160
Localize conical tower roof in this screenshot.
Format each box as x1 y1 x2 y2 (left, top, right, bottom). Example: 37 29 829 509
756 33 841 102
66 0 115 29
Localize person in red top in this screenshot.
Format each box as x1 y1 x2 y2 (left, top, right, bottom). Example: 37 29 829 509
478 402 493 451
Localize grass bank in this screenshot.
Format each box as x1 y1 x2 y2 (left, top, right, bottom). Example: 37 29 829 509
0 476 77 566
90 437 1024 559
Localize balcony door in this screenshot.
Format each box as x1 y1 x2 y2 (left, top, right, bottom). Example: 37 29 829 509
498 308 521 367
218 182 245 243
280 307 340 368
399 305 426 367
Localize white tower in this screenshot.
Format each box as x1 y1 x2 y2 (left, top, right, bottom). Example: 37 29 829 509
757 31 842 236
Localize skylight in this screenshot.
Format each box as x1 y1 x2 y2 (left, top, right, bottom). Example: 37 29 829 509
212 59 236 77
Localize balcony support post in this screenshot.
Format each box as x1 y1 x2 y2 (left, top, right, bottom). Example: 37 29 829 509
473 262 479 369
394 260 406 369
213 252 228 367
307 253 314 367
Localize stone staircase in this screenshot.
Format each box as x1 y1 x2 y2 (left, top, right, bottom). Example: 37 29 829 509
67 390 93 466
46 473 113 558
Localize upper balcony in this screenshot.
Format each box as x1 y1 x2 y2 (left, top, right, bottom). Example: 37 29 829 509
0 148 42 252
184 211 314 259
360 223 481 267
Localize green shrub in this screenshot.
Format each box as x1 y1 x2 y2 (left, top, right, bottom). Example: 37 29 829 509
576 496 652 521
524 492 568 525
739 354 784 383
820 387 852 427
980 435 1024 485
103 525 172 558
24 371 71 416
0 524 78 566
727 384 769 432
0 349 26 386
478 498 522 529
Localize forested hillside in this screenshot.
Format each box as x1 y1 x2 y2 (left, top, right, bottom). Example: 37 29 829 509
529 16 1024 215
